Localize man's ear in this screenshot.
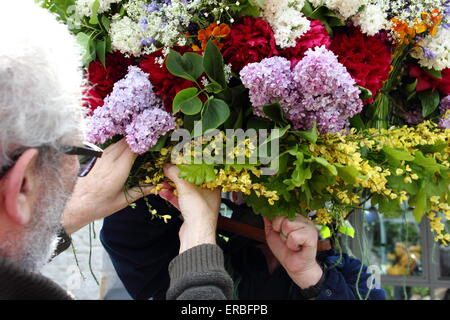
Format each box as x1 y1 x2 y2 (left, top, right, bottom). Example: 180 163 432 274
1 149 39 226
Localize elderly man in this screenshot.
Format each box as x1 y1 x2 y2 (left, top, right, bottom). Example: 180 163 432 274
0 1 232 300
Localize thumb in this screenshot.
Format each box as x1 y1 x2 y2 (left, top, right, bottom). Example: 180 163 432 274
163 164 191 190
125 185 155 202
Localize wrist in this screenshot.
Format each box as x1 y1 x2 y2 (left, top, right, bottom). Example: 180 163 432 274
290 262 324 290
178 222 217 254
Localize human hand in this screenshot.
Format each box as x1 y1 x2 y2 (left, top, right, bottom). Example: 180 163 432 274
263 215 323 289
62 139 154 234
159 164 221 254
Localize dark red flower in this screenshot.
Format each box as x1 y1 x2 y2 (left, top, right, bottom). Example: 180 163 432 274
280 20 332 67
222 17 278 73
330 28 392 104
409 65 450 96
140 46 196 112
83 52 134 114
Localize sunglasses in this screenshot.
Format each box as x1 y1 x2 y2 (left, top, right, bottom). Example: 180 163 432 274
0 142 103 179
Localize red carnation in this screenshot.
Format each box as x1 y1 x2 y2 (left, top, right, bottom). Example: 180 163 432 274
409 65 450 96
222 17 278 73
140 46 195 112
330 28 392 104
280 20 331 67
83 52 134 114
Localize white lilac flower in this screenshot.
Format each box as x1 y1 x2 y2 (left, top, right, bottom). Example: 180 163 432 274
124 0 202 55
110 15 144 57
352 4 388 36
224 63 233 83
75 0 122 17
411 27 450 71
382 0 448 26
310 0 367 20
262 0 311 48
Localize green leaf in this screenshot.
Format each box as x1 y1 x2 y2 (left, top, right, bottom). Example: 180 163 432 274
205 82 223 94
406 79 418 94
166 50 203 82
319 225 331 239
203 40 227 88
262 102 289 126
177 164 216 185
358 85 373 101
424 67 442 79
383 146 415 162
195 98 230 135
76 32 95 65
259 125 290 152
311 157 337 176
377 196 403 218
349 114 366 131
335 164 360 185
418 90 440 117
246 117 273 130
101 16 111 31
89 0 100 24
296 122 319 144
301 0 314 16
173 88 203 115
412 188 427 222
95 39 106 66
338 221 355 238
149 133 169 152
413 151 445 173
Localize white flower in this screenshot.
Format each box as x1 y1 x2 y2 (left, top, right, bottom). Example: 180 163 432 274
262 0 311 48
224 64 233 83
411 26 450 71
110 16 144 57
75 0 122 17
310 0 367 20
352 4 388 36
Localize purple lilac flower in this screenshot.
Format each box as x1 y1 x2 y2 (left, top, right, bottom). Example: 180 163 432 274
439 95 450 129
125 108 175 154
422 47 437 60
440 95 450 112
405 110 424 125
240 57 299 118
291 46 363 133
87 66 175 153
241 46 363 133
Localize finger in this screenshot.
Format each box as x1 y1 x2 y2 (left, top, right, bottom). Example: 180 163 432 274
286 229 318 252
158 189 180 210
271 216 288 233
103 138 128 159
125 185 155 202
263 217 288 256
263 217 273 237
163 164 191 190
281 220 308 240
285 229 310 252
295 213 315 226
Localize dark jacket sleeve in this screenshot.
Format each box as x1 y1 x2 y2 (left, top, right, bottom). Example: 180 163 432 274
100 196 182 300
166 244 234 300
315 251 386 300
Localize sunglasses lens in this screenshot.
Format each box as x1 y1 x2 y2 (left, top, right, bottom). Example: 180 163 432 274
78 156 97 177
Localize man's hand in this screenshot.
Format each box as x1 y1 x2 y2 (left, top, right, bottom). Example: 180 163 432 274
263 215 323 289
62 139 154 234
159 164 221 254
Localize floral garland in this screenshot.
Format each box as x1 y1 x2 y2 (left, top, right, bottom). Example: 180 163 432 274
41 0 450 244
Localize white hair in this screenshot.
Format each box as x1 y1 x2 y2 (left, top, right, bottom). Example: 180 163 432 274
0 0 85 168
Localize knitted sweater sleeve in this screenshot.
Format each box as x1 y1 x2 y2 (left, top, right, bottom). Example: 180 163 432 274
166 244 234 300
